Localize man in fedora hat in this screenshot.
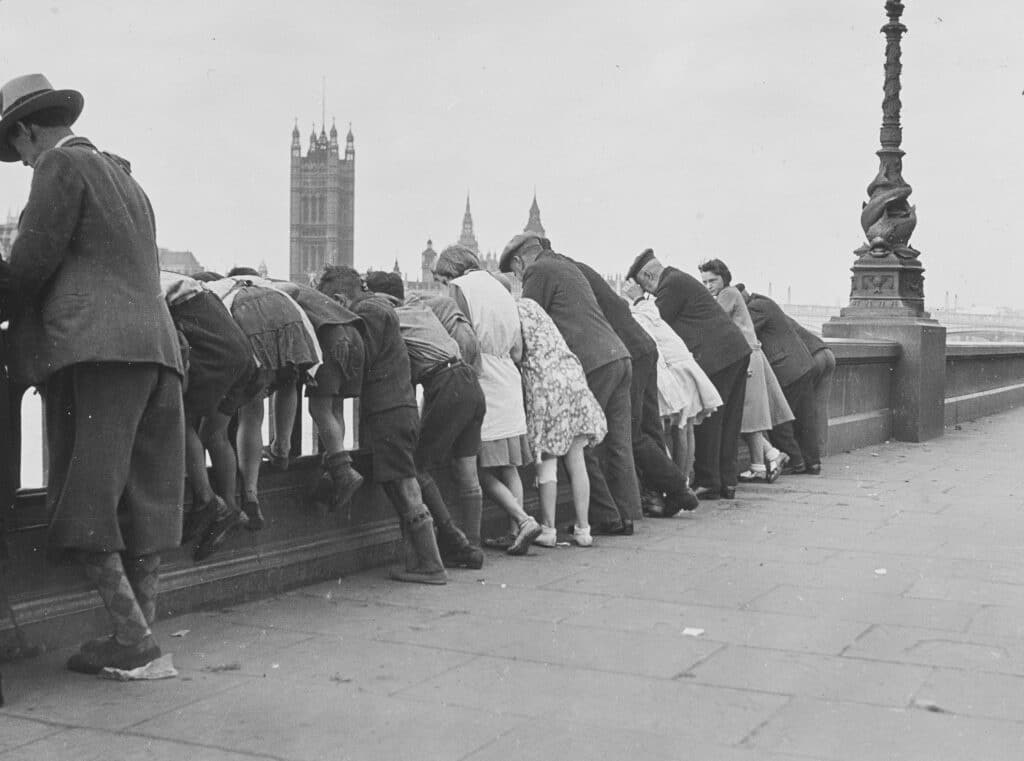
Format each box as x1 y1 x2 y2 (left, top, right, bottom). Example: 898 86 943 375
0 74 185 674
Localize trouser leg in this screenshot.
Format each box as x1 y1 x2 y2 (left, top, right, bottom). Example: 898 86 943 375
717 356 748 489
585 361 626 525
813 349 836 455
770 372 816 468
597 359 642 521
788 371 820 467
632 353 690 500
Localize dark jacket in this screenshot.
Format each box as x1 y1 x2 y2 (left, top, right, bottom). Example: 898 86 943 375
4 137 182 385
521 250 629 375
274 281 363 332
574 260 657 360
654 266 750 376
786 315 829 356
746 293 815 387
348 292 416 414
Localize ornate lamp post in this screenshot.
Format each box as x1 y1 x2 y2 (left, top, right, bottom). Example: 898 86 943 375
839 0 932 319
825 1 946 443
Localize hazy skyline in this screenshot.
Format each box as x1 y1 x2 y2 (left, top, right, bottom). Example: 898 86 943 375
0 1 1021 309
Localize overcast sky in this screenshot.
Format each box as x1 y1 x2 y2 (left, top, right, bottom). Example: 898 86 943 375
0 0 1021 310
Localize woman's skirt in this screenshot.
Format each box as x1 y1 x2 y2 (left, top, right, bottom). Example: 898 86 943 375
741 348 793 433
478 434 532 468
659 357 723 425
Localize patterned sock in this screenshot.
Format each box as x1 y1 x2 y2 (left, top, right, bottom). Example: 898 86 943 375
125 553 161 626
77 551 151 646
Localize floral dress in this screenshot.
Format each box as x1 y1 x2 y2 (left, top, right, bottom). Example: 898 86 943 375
516 297 606 459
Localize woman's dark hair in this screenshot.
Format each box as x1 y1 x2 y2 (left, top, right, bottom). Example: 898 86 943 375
698 258 732 286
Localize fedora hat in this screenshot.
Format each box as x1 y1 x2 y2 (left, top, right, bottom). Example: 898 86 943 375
0 74 83 162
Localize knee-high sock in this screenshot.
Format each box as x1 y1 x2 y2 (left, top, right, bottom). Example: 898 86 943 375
417 472 453 525
125 553 161 626
456 482 483 547
78 551 151 646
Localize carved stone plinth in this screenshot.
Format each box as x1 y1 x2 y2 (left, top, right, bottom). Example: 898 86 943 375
838 250 933 321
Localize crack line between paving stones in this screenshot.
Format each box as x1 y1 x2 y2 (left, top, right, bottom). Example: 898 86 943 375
0 723 69 757
736 694 796 750
117 726 291 761
117 677 256 733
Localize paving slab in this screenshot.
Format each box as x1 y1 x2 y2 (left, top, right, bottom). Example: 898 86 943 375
844 623 1024 675
689 644 932 706
563 597 870 654
131 680 510 761
747 697 1024 760
0 716 62 753
917 668 1024 722
395 655 789 745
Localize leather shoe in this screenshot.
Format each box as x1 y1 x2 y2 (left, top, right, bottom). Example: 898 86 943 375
720 486 736 499
694 486 721 501
804 463 821 475
781 462 807 475
591 520 634 536
662 488 700 517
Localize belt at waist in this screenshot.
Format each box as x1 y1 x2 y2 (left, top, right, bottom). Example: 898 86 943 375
418 356 463 384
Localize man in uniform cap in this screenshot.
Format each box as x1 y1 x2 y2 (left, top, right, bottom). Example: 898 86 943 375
627 249 751 500
0 74 185 673
501 233 641 534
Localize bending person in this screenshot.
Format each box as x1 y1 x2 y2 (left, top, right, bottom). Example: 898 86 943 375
433 245 542 556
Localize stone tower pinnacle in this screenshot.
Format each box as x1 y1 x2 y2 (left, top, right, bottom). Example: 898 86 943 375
524 192 546 236
458 193 480 254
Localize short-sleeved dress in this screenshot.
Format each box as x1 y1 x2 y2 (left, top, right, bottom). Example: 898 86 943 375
516 297 606 459
629 298 722 424
715 286 793 433
450 270 531 467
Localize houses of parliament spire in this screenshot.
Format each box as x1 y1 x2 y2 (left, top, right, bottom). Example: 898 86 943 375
524 192 546 236
457 193 479 254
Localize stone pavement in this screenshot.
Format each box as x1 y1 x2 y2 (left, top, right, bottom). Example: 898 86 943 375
3 409 1024 760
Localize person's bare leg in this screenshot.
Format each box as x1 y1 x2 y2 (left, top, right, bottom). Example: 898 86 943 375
184 418 214 506
309 395 345 454
563 436 591 531
199 411 239 512
308 395 362 513
235 397 267 527
270 383 298 460
478 466 529 524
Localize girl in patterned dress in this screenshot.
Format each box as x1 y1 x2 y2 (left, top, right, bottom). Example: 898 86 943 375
514 295 606 547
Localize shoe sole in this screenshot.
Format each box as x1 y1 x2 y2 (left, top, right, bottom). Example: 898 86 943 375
389 568 448 585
